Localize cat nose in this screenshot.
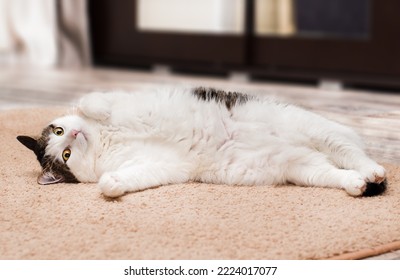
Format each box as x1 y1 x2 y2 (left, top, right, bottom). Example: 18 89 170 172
71 130 80 138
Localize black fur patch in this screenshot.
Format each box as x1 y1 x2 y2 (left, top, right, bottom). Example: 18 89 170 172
362 179 387 197
40 155 79 183
35 125 53 164
193 87 251 110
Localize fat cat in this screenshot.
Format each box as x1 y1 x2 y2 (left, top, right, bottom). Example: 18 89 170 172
17 87 387 198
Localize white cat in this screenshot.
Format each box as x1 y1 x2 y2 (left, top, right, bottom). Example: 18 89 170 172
17 87 387 198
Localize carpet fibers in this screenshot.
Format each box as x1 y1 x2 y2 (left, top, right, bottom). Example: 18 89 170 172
1 108 400 260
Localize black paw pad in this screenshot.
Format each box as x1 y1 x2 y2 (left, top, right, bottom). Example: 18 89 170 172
362 179 387 197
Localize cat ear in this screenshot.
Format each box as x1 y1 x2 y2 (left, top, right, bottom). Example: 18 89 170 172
37 172 64 185
17 136 38 152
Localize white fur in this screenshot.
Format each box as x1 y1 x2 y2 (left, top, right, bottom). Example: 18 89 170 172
45 87 386 197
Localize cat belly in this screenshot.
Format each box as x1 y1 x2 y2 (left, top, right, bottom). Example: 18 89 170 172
192 140 290 186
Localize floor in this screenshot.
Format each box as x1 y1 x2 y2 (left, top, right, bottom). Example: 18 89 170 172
1 66 399 259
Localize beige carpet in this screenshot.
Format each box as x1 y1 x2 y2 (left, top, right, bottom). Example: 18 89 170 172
1 108 400 260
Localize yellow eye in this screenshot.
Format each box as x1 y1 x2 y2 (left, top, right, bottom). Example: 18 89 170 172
53 127 64 136
62 149 71 162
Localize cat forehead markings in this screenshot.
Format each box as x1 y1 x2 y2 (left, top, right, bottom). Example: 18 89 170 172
35 125 54 164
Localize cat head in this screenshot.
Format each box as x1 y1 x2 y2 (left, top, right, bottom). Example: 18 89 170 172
17 115 90 185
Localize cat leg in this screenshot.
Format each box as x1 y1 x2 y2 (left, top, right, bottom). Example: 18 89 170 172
342 152 386 184
77 92 111 121
98 161 191 198
328 147 387 196
318 132 386 184
286 154 368 196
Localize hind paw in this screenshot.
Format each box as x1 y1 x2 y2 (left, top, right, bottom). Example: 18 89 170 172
359 164 386 184
342 169 387 197
342 171 367 197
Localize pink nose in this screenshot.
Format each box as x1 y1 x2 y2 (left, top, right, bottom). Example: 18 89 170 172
71 130 80 138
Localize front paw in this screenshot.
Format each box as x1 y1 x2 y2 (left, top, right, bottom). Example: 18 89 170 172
99 173 126 198
79 93 111 121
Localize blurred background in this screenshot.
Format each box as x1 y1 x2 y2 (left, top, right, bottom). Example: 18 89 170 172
1 0 400 89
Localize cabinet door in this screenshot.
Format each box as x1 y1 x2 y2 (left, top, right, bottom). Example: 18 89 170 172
251 0 400 86
89 0 247 70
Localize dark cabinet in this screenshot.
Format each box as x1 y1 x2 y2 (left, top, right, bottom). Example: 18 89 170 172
89 0 400 89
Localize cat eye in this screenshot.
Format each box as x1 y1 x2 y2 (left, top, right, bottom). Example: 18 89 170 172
53 127 64 136
62 148 71 162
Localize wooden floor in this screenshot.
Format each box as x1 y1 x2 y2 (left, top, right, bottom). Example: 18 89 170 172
1 66 399 259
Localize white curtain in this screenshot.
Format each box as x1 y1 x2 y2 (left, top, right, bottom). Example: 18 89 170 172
137 0 244 34
0 0 90 67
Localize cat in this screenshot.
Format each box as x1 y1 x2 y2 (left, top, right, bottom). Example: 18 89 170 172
17 86 387 198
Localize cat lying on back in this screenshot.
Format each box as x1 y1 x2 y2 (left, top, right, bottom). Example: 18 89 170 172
17 87 387 198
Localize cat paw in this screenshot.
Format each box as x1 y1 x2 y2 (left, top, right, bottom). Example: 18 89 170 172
99 173 126 198
359 163 386 184
88 109 111 121
342 171 367 197
78 93 111 121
